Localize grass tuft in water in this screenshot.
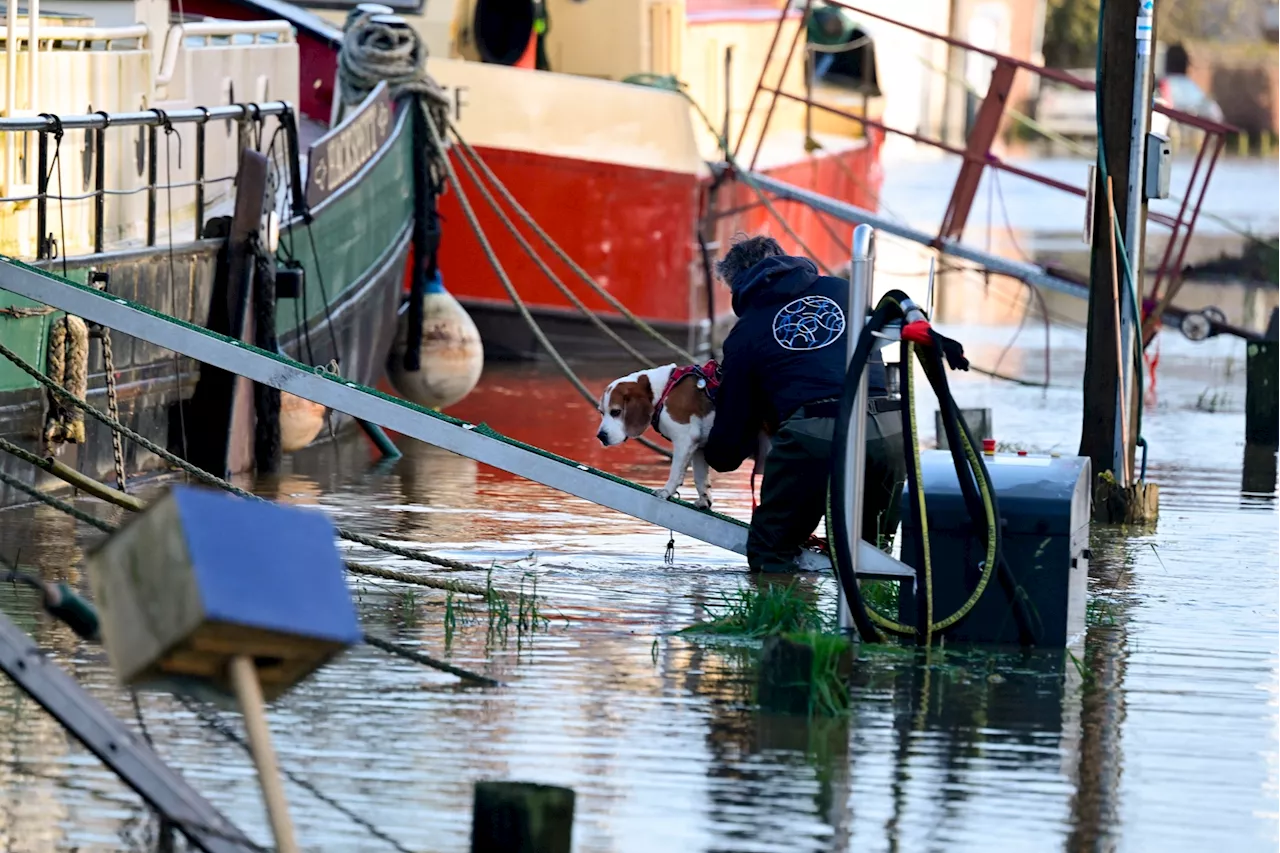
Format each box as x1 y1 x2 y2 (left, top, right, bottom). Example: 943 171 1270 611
398 590 420 627
681 582 829 638
859 580 899 616
789 631 853 718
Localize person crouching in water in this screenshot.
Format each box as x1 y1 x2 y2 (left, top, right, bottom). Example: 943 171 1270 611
702 234 906 573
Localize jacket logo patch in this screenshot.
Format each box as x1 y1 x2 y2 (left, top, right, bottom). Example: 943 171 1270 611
772 296 846 351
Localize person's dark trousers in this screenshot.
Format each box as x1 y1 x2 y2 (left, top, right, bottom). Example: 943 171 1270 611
747 410 906 573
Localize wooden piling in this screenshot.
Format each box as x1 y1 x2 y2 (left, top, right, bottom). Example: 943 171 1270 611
757 635 814 716
471 781 574 853
1245 340 1278 450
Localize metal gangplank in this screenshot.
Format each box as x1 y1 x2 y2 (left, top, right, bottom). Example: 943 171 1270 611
0 257 914 582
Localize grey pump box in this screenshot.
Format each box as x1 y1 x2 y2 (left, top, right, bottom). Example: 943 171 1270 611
1145 132 1172 200
897 451 1091 646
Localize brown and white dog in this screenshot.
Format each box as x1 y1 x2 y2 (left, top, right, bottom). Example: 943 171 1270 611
596 364 717 508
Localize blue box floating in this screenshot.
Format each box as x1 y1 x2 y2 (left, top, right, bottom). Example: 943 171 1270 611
88 485 361 701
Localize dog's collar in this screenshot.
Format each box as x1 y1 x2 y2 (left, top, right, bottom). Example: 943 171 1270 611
651 360 721 432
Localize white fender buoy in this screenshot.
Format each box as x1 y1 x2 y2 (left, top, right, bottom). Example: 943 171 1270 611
387 270 484 409
279 392 327 452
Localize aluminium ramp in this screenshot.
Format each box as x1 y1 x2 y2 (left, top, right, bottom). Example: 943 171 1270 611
0 258 912 580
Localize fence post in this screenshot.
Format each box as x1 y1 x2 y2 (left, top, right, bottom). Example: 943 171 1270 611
1242 311 1277 494
146 123 157 246
94 126 106 254
195 117 207 239
36 128 48 259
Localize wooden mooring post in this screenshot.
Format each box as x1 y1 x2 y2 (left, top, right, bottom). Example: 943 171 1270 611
471 781 575 853
757 635 815 715
1080 0 1159 525
1243 310 1279 494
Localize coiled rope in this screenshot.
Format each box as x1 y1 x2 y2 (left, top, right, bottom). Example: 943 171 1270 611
338 11 450 111
43 314 88 450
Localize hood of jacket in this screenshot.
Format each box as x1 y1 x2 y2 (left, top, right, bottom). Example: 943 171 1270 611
730 255 821 316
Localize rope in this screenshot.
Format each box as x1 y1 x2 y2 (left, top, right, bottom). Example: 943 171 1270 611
419 109 674 460
0 447 499 687
43 315 88 450
344 560 491 596
362 634 499 686
450 139 655 367
0 304 55 319
0 260 743 523
622 74 836 276
0 336 501 573
0 435 144 510
0 469 116 533
338 10 450 112
447 123 695 364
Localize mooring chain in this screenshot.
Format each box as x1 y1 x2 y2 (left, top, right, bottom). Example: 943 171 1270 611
89 274 128 492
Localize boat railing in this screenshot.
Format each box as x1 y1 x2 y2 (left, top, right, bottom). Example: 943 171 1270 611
0 103 306 260
6 24 150 48
156 20 297 88
739 0 1239 305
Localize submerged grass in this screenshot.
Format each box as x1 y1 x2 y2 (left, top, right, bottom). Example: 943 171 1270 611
680 582 830 638
787 631 853 718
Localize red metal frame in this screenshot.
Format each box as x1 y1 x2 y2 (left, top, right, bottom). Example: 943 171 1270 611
737 0 1238 320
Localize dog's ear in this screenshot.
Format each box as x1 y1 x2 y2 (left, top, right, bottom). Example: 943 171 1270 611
622 377 653 436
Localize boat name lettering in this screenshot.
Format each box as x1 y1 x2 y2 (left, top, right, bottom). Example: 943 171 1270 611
306 85 394 208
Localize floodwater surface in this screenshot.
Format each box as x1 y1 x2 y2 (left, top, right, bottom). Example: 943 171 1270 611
0 318 1274 853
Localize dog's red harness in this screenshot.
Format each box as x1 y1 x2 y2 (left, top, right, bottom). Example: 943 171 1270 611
651 360 721 432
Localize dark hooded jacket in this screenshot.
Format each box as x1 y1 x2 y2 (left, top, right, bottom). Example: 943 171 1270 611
703 255 887 473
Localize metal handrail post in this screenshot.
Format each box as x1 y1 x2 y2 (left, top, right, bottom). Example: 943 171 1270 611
839 223 874 632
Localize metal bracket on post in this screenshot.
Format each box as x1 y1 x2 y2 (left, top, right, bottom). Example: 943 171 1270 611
838 223 875 633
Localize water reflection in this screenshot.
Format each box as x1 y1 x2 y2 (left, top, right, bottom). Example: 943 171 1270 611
0 316 1274 851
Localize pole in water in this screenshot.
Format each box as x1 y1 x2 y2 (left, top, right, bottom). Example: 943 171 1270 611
359 419 402 460
839 224 875 633
228 655 299 853
1112 0 1156 486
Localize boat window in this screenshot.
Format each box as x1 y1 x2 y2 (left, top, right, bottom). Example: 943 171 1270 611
473 0 534 65
811 23 880 96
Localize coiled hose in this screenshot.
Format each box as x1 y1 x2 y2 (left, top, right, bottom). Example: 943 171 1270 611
826 290 1040 646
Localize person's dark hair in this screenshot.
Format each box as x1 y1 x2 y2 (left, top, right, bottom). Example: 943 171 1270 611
715 233 785 289
1165 43 1189 76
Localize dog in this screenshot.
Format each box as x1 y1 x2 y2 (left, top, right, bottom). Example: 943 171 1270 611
596 362 719 509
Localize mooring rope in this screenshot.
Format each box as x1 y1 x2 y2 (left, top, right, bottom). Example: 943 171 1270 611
0 465 499 684
622 74 836 277
43 314 88 450
450 139 656 367
0 337 500 574
0 469 117 533
344 560 491 596
446 121 697 364
419 108 675 460
338 11 450 110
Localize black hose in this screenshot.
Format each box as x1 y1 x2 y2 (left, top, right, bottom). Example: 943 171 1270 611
829 296 906 643
828 290 1040 645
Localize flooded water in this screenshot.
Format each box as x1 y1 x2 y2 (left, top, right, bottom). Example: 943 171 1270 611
0 312 1275 852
